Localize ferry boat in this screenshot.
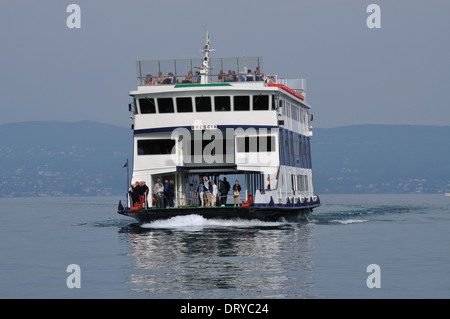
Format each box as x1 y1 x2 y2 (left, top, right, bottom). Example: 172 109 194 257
117 34 320 223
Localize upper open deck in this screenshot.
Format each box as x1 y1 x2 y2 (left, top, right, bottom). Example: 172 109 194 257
135 56 306 100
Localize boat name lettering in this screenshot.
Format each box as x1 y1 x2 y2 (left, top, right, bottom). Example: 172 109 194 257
191 124 218 130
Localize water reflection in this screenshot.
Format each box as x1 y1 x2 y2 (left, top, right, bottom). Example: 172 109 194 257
119 216 317 298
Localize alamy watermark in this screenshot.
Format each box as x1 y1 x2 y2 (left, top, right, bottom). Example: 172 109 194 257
66 4 81 29
366 264 381 288
66 264 81 288
65 4 381 30
366 4 381 29
169 125 278 165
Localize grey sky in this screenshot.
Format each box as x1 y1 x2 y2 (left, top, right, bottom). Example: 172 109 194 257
0 0 449 128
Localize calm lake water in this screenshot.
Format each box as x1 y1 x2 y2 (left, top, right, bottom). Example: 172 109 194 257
1 194 449 299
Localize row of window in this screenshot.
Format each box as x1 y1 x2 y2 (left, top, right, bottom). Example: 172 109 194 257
236 136 276 153
291 174 310 192
280 130 311 157
279 100 309 124
138 95 275 114
137 135 276 156
136 132 311 167
279 129 312 168
137 139 175 155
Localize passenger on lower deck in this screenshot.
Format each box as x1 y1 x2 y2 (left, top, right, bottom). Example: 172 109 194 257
167 180 175 208
203 176 211 207
211 181 218 206
140 181 149 197
219 180 227 206
196 179 205 207
223 177 230 204
128 183 137 206
233 180 241 206
154 179 164 208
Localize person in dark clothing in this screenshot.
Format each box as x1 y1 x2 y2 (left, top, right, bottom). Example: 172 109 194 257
163 179 169 207
166 180 175 208
140 181 149 196
140 181 149 207
219 180 227 206
223 177 230 205
132 181 141 205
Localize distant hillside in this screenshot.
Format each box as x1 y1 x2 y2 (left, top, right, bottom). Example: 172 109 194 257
312 125 450 194
0 121 448 197
0 121 132 197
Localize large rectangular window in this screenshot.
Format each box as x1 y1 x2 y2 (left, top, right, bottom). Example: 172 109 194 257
157 98 174 113
234 95 250 111
137 139 175 155
195 96 212 112
176 97 193 113
236 136 276 152
139 98 156 114
253 95 269 110
215 96 231 111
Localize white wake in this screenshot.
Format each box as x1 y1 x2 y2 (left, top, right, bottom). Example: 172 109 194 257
141 214 285 229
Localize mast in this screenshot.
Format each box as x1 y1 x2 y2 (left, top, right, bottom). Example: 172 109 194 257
200 31 215 84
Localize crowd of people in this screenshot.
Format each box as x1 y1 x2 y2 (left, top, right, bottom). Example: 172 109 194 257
129 177 243 209
128 181 149 207
153 179 175 208
143 67 276 85
195 177 242 207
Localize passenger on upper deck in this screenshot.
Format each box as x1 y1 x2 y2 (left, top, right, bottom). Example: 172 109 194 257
246 69 254 82
183 71 193 83
157 72 164 84
218 70 225 82
145 73 153 85
225 70 232 82
231 70 237 82
193 71 200 83
163 72 175 84
255 67 262 81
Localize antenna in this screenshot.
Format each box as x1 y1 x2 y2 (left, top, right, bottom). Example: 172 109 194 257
199 31 215 84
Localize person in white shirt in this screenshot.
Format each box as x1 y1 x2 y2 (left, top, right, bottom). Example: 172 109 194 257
203 176 211 207
154 179 164 208
211 180 218 207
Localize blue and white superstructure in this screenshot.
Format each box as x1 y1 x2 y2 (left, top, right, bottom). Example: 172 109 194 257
118 33 320 222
